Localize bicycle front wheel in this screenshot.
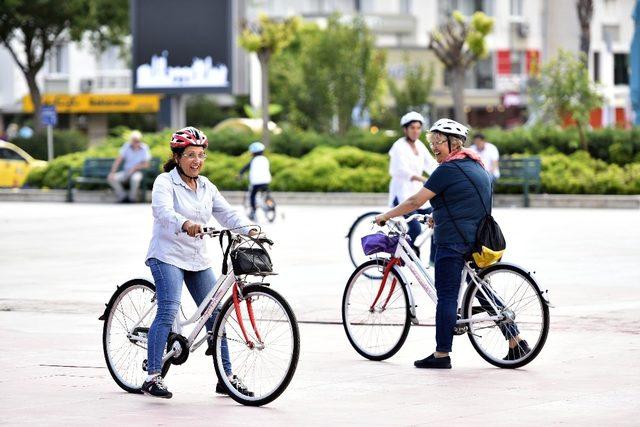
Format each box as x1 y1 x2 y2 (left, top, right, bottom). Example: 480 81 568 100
342 260 411 361
463 263 550 369
212 285 300 406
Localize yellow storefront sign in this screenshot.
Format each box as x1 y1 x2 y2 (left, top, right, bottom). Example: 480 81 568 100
23 94 161 114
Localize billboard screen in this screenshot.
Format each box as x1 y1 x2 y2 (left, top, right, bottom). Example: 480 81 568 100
131 0 232 94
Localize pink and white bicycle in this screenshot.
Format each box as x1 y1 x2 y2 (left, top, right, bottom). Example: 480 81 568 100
342 214 551 369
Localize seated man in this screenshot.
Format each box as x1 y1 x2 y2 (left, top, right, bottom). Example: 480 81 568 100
108 130 151 203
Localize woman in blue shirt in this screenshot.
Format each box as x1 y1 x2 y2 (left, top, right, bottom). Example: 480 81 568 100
375 119 529 369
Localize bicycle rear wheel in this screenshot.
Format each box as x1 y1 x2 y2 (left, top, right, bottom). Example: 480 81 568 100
102 279 164 393
263 193 276 223
212 285 299 406
342 260 411 361
463 263 550 369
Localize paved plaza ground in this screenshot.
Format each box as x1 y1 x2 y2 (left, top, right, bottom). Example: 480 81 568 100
1 202 639 425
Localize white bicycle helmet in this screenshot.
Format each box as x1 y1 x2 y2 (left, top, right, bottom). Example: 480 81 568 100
429 118 470 140
400 111 425 127
248 141 265 154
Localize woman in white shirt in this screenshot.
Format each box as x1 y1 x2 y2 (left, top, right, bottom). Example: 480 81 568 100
142 126 257 399
388 112 438 256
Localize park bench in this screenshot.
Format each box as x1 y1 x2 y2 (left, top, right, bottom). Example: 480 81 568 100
66 157 161 202
497 156 542 207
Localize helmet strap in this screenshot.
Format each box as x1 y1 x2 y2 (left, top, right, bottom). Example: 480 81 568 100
176 164 199 183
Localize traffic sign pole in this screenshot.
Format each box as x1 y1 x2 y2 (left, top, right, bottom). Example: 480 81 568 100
47 124 53 161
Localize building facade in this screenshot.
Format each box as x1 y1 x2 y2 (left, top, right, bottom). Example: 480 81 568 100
249 0 634 128
0 0 634 139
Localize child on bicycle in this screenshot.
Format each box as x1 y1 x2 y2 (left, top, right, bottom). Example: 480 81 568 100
238 142 272 221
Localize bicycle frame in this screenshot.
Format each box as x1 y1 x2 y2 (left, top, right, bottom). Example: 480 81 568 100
126 231 268 365
375 217 505 327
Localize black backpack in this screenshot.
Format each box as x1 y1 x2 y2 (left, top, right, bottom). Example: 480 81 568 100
441 162 506 268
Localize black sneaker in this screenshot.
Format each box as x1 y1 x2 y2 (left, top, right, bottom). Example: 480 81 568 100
414 354 452 369
504 340 531 361
205 339 214 356
141 376 172 399
216 375 254 397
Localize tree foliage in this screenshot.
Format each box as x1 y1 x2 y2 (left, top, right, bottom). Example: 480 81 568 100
0 0 129 129
428 10 493 122
269 15 387 134
530 49 603 150
239 14 300 146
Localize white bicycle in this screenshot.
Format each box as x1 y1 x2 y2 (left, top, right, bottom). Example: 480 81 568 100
342 214 551 368
100 228 300 406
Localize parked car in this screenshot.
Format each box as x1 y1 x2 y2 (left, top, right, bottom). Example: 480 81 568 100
0 140 47 187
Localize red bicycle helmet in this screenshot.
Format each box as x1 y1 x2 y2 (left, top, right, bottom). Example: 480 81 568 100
170 126 208 149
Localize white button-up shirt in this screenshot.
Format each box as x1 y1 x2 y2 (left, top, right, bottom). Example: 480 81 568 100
146 167 253 271
388 137 438 209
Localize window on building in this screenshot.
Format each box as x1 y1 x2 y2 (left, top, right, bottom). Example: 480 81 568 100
98 46 125 70
510 0 523 17
47 43 68 74
475 56 494 88
602 24 620 45
592 51 600 82
400 0 411 14
439 0 493 21
443 54 494 89
614 53 629 85
510 50 525 75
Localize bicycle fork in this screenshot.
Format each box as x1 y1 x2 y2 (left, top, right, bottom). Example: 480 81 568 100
232 283 265 350
369 258 402 313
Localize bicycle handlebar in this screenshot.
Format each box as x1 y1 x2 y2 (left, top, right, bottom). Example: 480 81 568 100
377 213 431 228
194 226 274 246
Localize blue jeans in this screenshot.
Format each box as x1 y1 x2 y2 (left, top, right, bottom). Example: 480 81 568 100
433 243 472 352
147 258 231 375
392 197 435 263
434 244 520 352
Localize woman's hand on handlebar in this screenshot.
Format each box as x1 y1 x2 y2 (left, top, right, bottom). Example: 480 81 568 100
374 214 388 226
426 215 434 229
182 220 203 237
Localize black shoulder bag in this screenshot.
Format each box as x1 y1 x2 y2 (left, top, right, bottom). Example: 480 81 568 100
440 162 506 268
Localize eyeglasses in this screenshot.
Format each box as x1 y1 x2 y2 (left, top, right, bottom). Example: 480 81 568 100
182 153 207 160
429 140 448 148
427 132 448 148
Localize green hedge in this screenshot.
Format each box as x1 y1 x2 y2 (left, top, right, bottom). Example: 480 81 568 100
541 150 640 194
11 124 640 167
27 139 640 194
24 126 640 194
481 126 640 165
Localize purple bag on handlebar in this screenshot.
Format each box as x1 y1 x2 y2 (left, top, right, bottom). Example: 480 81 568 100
361 233 400 256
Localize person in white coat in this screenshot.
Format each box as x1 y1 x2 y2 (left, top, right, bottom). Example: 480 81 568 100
388 112 438 258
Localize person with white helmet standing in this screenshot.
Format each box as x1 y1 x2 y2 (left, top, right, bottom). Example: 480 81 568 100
388 112 438 258
238 142 272 221
375 119 529 369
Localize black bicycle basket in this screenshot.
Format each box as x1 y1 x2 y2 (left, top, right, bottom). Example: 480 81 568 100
230 247 273 275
